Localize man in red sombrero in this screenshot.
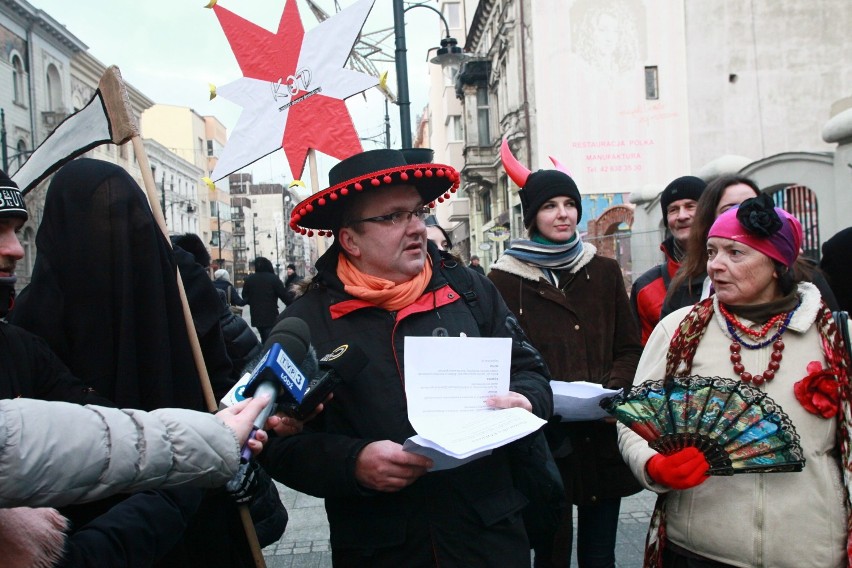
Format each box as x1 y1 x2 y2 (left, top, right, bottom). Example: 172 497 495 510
260 148 554 566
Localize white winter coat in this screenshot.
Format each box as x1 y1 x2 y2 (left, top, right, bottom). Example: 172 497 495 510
0 398 240 508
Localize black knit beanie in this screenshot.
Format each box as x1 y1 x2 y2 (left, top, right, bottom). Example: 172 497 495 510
519 170 582 228
660 175 705 227
0 169 28 222
0 170 26 318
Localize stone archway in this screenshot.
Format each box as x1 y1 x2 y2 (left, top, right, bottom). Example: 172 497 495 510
586 204 634 290
587 204 634 260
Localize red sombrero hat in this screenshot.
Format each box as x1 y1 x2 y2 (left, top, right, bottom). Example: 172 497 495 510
289 148 460 236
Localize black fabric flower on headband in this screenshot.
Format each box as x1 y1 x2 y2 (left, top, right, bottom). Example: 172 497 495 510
736 193 782 237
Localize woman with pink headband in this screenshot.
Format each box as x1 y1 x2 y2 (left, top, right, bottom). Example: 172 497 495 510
618 193 852 567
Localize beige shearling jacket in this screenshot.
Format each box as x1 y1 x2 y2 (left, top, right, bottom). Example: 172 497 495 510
618 283 848 568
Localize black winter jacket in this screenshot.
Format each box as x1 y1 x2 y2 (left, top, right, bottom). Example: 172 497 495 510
213 279 246 306
489 247 643 505
242 272 288 327
216 289 262 380
262 244 553 566
0 320 111 404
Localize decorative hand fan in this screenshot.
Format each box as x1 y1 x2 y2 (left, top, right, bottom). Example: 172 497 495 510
601 376 805 475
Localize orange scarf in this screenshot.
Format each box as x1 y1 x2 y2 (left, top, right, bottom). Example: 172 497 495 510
337 252 432 311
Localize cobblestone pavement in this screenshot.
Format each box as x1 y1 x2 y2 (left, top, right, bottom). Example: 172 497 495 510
262 483 657 568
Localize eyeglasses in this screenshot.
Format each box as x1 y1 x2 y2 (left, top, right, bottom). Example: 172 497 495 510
348 205 431 226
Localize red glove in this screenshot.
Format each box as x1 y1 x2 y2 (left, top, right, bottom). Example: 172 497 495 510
646 447 710 490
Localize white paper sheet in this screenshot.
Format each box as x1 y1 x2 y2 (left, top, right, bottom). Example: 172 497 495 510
402 337 545 470
404 336 511 420
402 437 491 471
551 380 621 421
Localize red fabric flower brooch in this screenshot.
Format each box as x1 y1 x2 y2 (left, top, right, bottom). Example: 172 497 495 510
793 361 840 418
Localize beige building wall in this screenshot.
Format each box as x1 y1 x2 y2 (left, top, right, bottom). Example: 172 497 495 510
530 0 691 195
141 105 208 168
456 0 850 277
204 115 233 269
684 0 852 171
247 191 287 276
142 104 219 264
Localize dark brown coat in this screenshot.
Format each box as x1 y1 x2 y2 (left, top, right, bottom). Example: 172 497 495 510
489 247 642 504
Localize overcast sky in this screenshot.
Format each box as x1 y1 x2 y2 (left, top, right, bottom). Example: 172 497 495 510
28 0 443 184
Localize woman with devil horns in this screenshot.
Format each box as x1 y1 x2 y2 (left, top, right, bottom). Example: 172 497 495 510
488 140 643 568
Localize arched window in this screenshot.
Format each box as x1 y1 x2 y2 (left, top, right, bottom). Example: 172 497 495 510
45 64 62 111
11 54 25 105
15 140 27 171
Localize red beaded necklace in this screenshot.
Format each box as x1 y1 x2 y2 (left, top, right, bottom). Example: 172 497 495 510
720 304 793 386
718 303 785 338
728 340 784 386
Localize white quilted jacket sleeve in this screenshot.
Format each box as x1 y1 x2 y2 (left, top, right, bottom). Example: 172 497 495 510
0 398 240 508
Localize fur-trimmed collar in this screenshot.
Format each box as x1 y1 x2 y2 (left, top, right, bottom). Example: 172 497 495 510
712 281 823 337
491 242 598 282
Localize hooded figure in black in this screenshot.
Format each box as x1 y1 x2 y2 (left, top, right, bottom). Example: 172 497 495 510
10 159 254 566
11 159 208 410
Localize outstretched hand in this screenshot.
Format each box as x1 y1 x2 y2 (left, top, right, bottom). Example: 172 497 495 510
266 392 332 437
215 396 272 456
646 447 710 490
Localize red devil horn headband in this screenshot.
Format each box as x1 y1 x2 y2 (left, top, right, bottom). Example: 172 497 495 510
549 156 572 177
500 137 531 188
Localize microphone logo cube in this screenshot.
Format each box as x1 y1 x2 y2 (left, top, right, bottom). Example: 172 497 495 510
244 343 310 404
275 344 307 392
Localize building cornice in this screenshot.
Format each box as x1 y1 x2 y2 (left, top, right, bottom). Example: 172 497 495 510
1 0 87 53
465 0 496 53
72 51 155 113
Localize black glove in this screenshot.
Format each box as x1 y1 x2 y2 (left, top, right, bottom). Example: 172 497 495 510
225 460 260 504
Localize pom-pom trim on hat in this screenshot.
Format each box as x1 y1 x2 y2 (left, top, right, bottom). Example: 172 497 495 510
290 163 460 234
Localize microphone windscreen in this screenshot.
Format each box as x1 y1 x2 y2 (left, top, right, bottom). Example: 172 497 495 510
319 343 368 379
263 317 311 366
300 345 319 381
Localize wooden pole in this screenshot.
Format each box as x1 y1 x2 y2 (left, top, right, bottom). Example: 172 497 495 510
132 137 216 412
307 149 329 258
12 65 267 565
105 67 266 568
132 134 267 568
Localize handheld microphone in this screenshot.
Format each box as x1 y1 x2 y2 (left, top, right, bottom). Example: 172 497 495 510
238 317 314 460
279 342 369 420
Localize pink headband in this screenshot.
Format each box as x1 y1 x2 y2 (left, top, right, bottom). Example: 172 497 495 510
708 205 803 268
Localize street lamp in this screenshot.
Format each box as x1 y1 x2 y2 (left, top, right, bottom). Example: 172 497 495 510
267 232 280 274
251 215 259 261
392 0 465 148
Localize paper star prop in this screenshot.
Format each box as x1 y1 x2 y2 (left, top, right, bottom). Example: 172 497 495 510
208 0 377 181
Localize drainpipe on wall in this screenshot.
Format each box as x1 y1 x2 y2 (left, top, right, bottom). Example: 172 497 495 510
25 20 37 150
518 0 533 166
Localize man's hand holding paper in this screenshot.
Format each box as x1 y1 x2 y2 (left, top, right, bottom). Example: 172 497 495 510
403 337 545 470
354 440 433 492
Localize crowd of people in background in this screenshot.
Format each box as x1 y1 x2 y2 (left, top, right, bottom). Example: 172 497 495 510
3 141 852 568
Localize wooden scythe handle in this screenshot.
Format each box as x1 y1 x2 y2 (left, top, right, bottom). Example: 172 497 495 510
103 66 267 568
